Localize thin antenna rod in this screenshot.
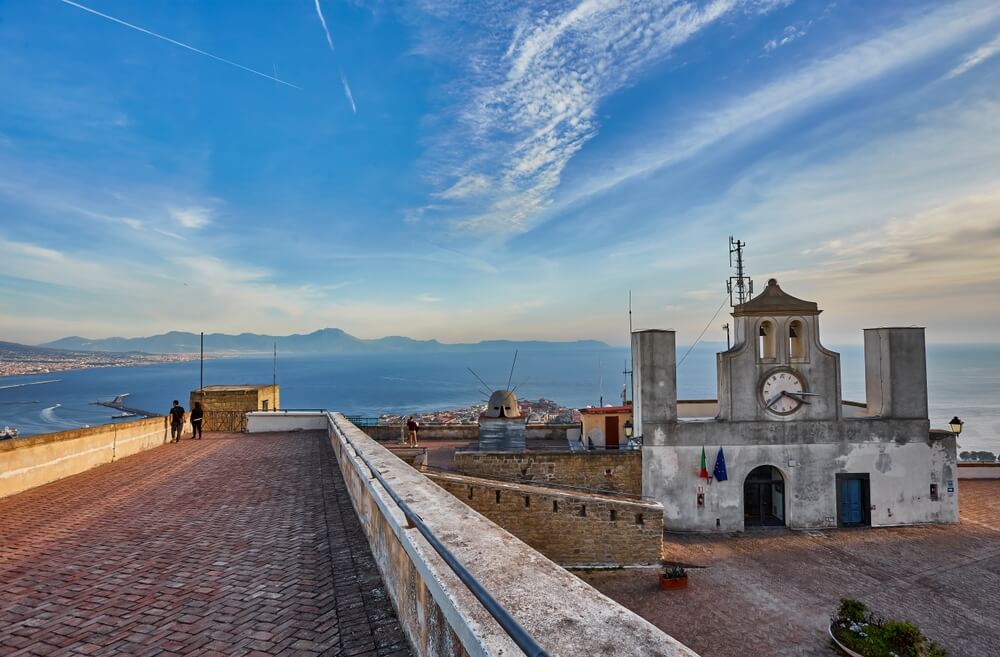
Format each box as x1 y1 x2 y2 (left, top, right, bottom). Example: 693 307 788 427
199 332 204 392
467 367 492 392
273 342 277 389
506 350 518 391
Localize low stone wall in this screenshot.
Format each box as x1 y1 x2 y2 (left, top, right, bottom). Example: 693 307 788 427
0 416 183 498
425 471 663 566
327 412 697 657
453 450 643 495
958 463 1000 479
247 410 328 433
355 423 581 443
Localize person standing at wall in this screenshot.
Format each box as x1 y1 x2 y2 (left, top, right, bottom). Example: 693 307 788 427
406 416 419 447
190 401 204 440
168 400 185 443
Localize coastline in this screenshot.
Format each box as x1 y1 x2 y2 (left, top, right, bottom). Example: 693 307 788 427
0 353 203 378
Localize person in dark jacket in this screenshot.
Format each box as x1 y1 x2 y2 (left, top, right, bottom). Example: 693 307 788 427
168 400 185 443
190 401 204 440
406 416 419 447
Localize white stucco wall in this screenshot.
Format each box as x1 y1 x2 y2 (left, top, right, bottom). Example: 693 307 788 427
644 429 959 532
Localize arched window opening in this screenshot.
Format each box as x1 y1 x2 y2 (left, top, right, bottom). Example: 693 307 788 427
758 321 776 360
788 320 805 360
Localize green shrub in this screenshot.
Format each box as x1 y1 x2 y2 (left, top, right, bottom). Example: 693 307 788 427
882 620 923 657
831 600 948 657
663 565 686 579
837 598 869 624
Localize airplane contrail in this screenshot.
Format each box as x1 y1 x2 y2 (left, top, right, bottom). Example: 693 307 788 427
58 0 300 89
313 0 335 51
339 67 357 113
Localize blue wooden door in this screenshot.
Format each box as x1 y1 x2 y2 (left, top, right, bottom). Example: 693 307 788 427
839 479 863 525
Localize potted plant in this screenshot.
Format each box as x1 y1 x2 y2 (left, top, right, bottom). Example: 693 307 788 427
828 598 948 657
659 564 688 590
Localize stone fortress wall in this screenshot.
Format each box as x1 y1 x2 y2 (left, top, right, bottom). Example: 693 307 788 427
452 449 642 495
424 470 662 566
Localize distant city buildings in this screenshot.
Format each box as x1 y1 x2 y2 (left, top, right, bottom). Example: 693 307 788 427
380 398 580 425
0 345 198 377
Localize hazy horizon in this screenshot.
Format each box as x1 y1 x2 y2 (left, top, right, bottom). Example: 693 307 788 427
2 1 999 345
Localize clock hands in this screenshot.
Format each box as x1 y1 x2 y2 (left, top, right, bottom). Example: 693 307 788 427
782 391 812 405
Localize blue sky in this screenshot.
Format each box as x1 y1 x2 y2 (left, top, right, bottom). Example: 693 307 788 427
1 0 999 345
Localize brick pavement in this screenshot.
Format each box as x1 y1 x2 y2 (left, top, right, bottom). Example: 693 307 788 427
0 431 412 657
581 480 1000 657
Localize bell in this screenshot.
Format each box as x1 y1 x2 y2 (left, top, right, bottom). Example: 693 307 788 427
789 326 798 338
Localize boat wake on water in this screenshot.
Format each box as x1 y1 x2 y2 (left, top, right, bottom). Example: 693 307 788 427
39 404 79 428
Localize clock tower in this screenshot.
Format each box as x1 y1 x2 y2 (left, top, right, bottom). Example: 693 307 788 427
716 278 842 422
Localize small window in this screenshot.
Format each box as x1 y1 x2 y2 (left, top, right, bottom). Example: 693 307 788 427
788 320 805 360
524 496 531 508
635 513 644 527
262 400 269 411
468 486 474 500
495 491 501 504
552 500 559 512
579 505 587 517
759 321 776 359
609 510 617 522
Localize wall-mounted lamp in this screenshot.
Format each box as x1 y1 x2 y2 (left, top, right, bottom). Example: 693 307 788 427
949 416 964 435
623 420 634 439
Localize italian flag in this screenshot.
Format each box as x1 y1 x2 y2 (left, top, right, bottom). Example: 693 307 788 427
699 446 710 479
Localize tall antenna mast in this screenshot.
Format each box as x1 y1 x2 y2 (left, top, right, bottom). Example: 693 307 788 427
273 342 277 389
506 350 518 391
200 332 204 392
727 236 754 307
624 290 633 404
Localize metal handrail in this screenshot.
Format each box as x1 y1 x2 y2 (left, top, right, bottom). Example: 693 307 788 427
331 414 549 657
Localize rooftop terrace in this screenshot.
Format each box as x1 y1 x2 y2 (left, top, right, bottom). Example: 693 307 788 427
0 431 411 657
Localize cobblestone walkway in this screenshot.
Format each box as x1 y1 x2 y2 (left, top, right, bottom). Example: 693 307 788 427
583 480 1000 657
0 432 412 657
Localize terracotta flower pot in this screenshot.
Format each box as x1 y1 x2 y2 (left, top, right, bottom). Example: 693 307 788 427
659 574 688 590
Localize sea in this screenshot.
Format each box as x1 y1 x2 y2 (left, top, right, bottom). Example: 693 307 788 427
1 343 997 453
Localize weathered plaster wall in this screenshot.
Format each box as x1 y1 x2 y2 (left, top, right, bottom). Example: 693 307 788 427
643 420 958 531
453 450 642 495
0 416 182 498
326 413 699 657
426 471 663 566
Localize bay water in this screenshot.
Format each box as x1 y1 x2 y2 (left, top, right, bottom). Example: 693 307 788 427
1 343 997 453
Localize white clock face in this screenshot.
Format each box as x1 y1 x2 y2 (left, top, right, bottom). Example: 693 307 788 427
761 370 807 415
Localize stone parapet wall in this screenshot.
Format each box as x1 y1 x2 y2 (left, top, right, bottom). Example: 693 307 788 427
0 416 184 498
326 412 698 657
453 450 643 495
425 471 663 566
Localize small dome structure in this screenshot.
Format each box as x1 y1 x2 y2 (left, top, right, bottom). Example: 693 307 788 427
485 390 521 418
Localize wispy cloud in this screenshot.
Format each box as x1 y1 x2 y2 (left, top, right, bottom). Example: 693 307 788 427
170 207 212 229
57 0 300 89
417 292 442 303
556 0 1000 214
416 0 742 235
946 32 1000 79
763 23 808 52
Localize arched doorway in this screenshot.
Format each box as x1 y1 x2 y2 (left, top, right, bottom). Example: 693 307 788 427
744 466 786 527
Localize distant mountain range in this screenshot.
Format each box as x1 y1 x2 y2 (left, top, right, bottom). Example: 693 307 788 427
40 329 611 355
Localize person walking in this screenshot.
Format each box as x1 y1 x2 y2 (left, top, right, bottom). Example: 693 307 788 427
406 416 419 447
168 400 185 443
190 401 204 440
